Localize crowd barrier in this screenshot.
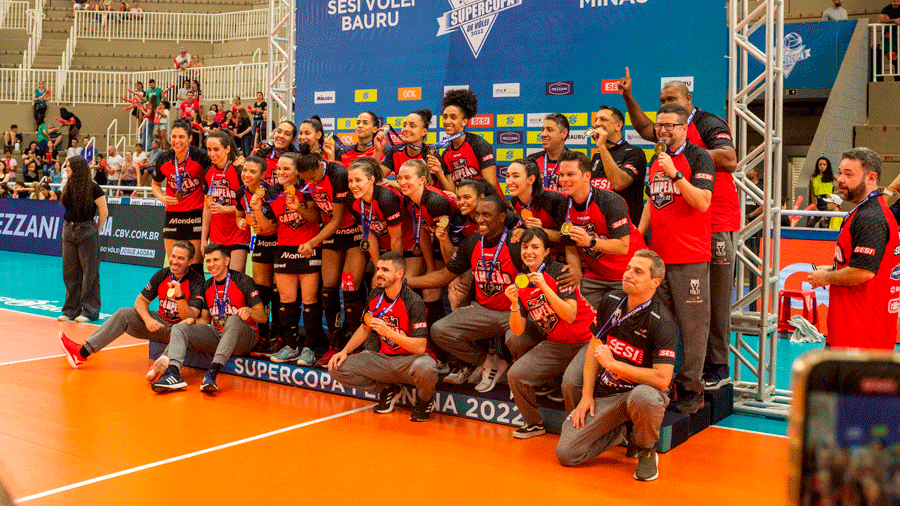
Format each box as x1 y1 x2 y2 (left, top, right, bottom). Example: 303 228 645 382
871 23 900 81
0 1 30 30
73 8 271 42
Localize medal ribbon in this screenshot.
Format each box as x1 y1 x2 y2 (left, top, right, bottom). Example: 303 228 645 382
431 131 466 149
173 151 190 192
360 197 374 241
594 297 652 342
412 203 423 245
371 291 400 319
298 162 326 194
565 185 593 225
214 271 231 322
667 140 687 157
542 153 559 188
480 228 509 289
168 271 187 298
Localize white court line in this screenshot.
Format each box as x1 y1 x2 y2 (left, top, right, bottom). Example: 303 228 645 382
710 424 788 439
0 306 107 322
15 404 374 503
0 342 148 367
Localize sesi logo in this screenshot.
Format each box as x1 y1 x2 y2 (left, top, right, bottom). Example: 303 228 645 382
601 79 619 94
469 115 494 128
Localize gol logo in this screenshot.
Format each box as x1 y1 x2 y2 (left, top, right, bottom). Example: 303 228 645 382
398 87 422 101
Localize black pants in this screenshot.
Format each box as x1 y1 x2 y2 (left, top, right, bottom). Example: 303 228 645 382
33 103 46 129
62 220 101 319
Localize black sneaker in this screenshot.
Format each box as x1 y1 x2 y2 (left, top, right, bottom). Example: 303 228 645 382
151 370 187 393
702 363 732 390
374 384 402 414
513 424 546 439
634 448 659 481
200 369 218 393
409 397 434 422
671 389 704 414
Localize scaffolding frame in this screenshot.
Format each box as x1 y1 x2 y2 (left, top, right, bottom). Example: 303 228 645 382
267 0 294 133
728 0 789 418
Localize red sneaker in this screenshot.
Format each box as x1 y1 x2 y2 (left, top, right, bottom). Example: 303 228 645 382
59 332 85 369
315 347 338 368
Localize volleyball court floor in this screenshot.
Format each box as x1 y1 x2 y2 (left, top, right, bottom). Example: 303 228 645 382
0 251 797 504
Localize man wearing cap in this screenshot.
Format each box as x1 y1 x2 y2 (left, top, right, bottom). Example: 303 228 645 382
819 194 844 229
174 47 190 70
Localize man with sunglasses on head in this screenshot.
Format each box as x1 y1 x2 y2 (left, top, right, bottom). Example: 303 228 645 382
619 71 738 395
636 103 715 414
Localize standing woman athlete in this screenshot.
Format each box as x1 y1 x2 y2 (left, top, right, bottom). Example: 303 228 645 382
152 119 212 273
252 152 324 366
255 120 297 187
235 155 279 355
505 158 569 253
329 111 385 167
347 157 407 261
380 109 447 185
294 134 367 365
200 131 250 272
397 158 459 328
440 89 497 192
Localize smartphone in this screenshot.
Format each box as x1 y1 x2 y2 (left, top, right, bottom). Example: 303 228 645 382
789 350 900 505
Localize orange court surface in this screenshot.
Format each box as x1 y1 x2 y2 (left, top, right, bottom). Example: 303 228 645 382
0 308 790 505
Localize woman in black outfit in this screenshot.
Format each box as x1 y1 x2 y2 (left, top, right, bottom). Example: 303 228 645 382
59 156 108 322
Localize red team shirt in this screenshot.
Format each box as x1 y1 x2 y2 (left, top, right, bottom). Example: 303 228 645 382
206 163 251 245
516 261 595 344
526 147 572 193
365 284 430 356
204 270 262 332
828 195 900 350
339 144 377 168
685 108 740 233
140 268 206 324
153 147 212 213
350 185 409 252
446 232 523 311
442 132 495 186
403 187 459 250
565 189 646 281
269 191 319 246
303 161 356 229
646 143 716 264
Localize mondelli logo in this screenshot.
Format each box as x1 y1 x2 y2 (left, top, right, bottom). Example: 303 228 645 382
545 81 574 96
314 91 335 104
435 0 523 58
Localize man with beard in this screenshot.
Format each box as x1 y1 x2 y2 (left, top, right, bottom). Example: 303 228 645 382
822 0 847 20
808 148 900 350
328 252 437 422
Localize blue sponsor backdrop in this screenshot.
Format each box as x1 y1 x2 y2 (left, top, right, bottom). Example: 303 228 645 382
295 0 728 165
749 20 857 90
0 199 64 256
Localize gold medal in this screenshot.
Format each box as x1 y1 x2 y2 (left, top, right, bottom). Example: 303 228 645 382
245 214 255 226
364 313 373 325
215 317 226 327
520 209 533 220
285 184 295 196
560 222 572 235
175 190 185 201
411 244 421 256
254 187 266 198
381 124 391 134
654 142 666 155
205 195 213 205
584 127 595 138
438 216 449 228
360 240 370 251
426 145 438 158
515 273 529 289
166 287 176 298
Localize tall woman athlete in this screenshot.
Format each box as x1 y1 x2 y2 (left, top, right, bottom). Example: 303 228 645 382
200 131 250 272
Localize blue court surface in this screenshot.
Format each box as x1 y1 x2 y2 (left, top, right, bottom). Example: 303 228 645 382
0 250 808 436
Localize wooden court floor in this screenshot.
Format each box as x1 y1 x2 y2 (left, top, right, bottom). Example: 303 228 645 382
0 309 789 505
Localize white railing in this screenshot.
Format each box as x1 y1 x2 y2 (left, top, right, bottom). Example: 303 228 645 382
73 8 270 42
0 62 271 104
871 23 900 80
0 1 30 30
20 0 44 68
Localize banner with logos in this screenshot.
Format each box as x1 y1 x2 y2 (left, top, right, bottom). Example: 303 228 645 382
98 203 166 267
295 0 728 178
0 199 64 256
749 19 857 90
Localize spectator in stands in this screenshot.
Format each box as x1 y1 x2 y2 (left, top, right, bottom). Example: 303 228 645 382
12 181 30 198
106 145 124 187
220 111 236 139
91 153 107 186
58 156 108 322
251 92 266 145
190 80 202 103
129 0 142 19
209 104 222 124
0 184 9 198
32 182 55 200
48 125 63 155
58 107 82 143
118 151 139 196
134 142 148 167
138 95 157 149
174 47 190 70
214 103 225 124
810 156 837 211
822 0 848 20
145 79 162 105
188 54 203 69
176 80 190 108
179 91 199 119
189 110 203 147
4 125 21 152
328 252 438 422
0 160 11 189
147 139 162 168
815 194 844 229
150 243 266 393
556 250 676 482
33 81 49 129
235 109 253 156
70 0 89 18
3 148 18 173
201 111 219 143
22 148 39 183
156 100 170 149
58 240 205 372
879 0 900 77
36 122 49 155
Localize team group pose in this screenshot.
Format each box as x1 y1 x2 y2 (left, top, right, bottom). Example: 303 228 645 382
59 83 751 482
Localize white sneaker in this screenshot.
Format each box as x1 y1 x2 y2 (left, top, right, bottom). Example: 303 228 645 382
443 366 472 385
57 314 72 321
475 356 508 393
74 315 90 323
468 365 484 384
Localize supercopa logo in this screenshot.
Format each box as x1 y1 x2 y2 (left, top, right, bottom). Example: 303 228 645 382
436 0 523 58
783 32 811 79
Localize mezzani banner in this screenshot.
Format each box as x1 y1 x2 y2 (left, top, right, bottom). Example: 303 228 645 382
297 0 727 177
0 199 64 256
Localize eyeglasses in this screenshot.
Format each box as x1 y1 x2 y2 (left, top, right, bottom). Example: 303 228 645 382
652 123 685 132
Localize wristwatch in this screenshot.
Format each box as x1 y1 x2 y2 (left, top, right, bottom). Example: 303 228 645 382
173 294 186 300
671 171 684 183
589 237 597 249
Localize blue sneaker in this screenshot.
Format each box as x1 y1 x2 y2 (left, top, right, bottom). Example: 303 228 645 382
152 370 187 392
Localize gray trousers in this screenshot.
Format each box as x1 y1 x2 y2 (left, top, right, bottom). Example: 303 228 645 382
61 220 101 320
658 262 710 394
707 231 735 366
168 315 258 368
430 302 542 367
84 307 172 355
507 340 588 425
556 384 668 467
580 277 620 311
330 351 439 401
562 345 588 410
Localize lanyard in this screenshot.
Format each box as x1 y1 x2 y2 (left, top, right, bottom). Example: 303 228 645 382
687 108 697 126
667 140 687 157
371 290 400 319
214 271 231 319
480 228 509 286
837 190 879 237
207 163 231 197
432 131 466 149
173 151 190 190
607 137 625 147
299 162 326 194
565 185 593 225
168 271 187 297
594 297 652 342
359 196 375 240
542 153 559 188
412 203 423 244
